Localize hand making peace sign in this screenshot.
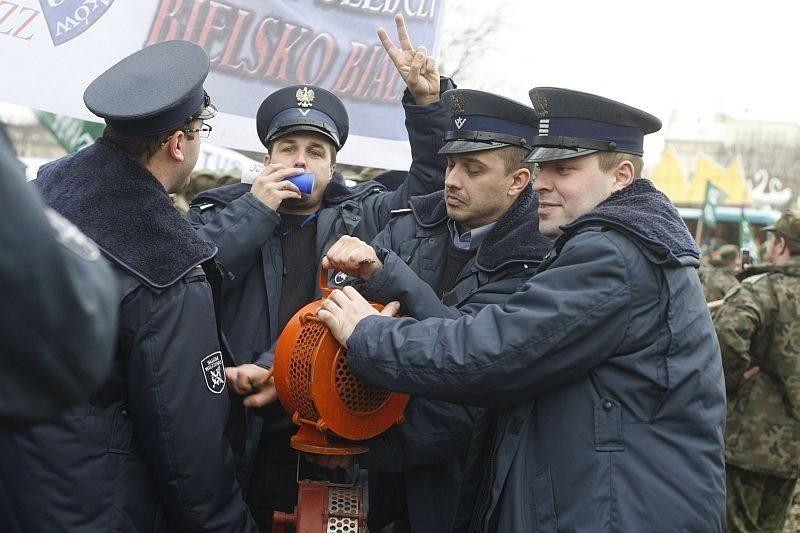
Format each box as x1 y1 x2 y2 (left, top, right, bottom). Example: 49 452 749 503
378 14 441 105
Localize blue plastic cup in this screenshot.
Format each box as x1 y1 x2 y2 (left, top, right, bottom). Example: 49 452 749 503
287 172 315 195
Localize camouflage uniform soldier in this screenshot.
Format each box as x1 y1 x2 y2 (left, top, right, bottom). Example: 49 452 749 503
699 243 739 302
713 209 800 532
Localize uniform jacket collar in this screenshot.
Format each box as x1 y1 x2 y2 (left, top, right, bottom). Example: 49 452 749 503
36 139 216 288
408 187 553 272
558 178 700 266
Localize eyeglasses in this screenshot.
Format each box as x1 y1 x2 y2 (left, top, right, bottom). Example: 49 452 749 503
182 124 212 138
161 124 212 145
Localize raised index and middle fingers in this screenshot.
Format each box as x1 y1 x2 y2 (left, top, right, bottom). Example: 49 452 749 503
393 14 413 51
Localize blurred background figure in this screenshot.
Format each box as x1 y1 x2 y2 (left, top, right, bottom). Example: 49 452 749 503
699 242 739 302
171 171 240 214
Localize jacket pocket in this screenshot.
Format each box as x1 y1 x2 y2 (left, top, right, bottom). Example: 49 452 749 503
109 404 138 454
533 467 558 532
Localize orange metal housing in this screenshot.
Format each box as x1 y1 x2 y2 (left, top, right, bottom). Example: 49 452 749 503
273 271 409 455
272 481 365 533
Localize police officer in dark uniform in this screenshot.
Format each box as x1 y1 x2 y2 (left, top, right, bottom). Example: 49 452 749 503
318 88 727 532
322 89 553 533
186 16 452 530
0 40 257 532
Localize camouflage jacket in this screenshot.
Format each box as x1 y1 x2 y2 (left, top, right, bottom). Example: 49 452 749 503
713 258 800 477
699 264 739 302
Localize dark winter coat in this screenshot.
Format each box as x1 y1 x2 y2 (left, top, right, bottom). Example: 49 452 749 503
346 179 727 532
359 185 552 533
185 97 452 483
0 139 256 532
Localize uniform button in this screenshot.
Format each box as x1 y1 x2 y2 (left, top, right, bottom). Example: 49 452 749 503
351 216 358 221
602 401 613 412
428 238 435 243
121 409 129 417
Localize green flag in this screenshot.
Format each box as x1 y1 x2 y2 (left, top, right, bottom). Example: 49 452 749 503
739 209 759 262
34 111 102 154
701 180 727 229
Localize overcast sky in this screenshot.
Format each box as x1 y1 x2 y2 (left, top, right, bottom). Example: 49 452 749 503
4 0 798 166
440 0 800 159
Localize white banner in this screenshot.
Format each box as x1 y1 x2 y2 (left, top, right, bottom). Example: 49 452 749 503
0 0 445 169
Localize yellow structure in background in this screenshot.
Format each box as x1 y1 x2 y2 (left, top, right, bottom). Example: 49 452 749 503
648 148 752 206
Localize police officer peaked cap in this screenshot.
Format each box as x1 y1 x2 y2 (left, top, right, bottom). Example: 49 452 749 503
84 40 216 137
524 87 661 163
440 89 538 154
256 85 348 151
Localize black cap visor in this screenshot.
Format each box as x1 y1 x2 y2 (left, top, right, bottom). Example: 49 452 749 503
439 139 512 154
523 146 599 163
268 123 340 150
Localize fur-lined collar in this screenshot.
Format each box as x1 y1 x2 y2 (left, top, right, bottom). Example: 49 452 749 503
37 139 216 288
558 178 699 266
408 186 553 272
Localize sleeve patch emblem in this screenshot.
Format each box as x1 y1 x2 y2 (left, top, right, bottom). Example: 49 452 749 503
201 351 226 394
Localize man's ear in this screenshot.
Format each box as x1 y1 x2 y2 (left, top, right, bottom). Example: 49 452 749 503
509 168 531 196
612 160 635 192
263 153 271 165
777 235 789 255
165 131 186 163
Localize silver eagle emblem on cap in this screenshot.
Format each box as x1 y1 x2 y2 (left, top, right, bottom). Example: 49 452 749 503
449 92 465 115
529 91 548 118
296 87 315 108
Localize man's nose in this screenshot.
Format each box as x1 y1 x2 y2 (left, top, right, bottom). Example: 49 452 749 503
444 169 461 189
532 171 551 192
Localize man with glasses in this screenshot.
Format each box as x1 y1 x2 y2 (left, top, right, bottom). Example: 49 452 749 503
0 41 257 532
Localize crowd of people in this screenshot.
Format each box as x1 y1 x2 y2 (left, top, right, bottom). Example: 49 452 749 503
1 13 799 533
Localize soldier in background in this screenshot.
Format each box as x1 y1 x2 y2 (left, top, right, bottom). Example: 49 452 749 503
713 208 800 532
699 243 739 302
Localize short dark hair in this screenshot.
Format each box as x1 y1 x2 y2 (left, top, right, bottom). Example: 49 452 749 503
779 233 800 255
499 145 535 176
102 103 207 165
596 151 644 178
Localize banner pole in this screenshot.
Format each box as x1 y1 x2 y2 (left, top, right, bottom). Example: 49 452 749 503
695 217 704 245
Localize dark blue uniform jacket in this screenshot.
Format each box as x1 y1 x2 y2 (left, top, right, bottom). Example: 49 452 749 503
346 179 727 532
0 139 256 532
357 186 552 533
185 97 451 481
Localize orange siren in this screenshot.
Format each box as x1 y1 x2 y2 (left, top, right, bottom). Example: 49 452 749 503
273 269 409 455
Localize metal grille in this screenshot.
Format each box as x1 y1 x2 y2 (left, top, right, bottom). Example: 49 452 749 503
288 321 326 421
334 354 391 413
327 486 361 532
